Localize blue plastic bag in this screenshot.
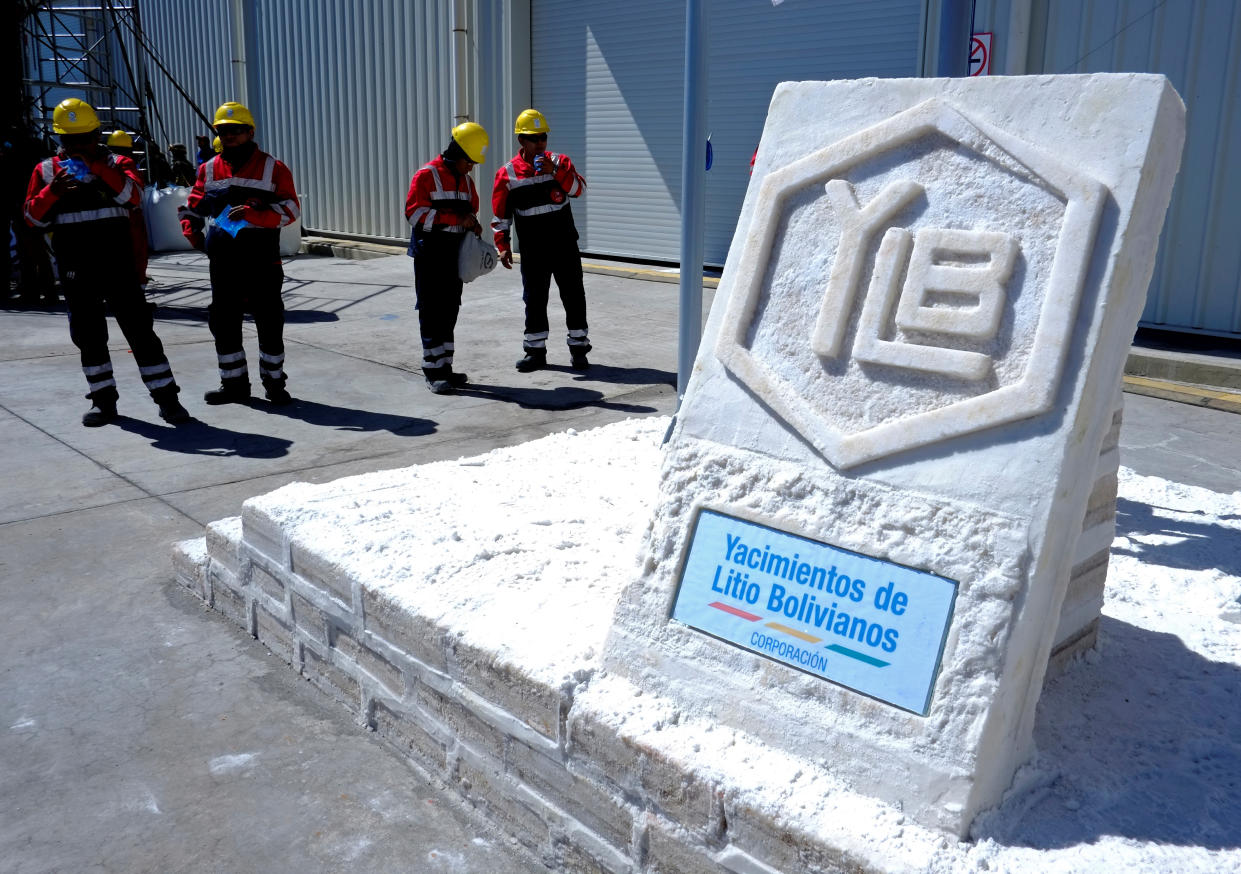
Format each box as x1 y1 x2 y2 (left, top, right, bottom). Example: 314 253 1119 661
214 209 251 237
61 158 91 180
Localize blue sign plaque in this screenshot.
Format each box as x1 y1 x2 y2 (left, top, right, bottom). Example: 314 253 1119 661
670 509 958 715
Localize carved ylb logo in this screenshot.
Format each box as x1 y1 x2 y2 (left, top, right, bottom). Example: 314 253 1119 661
717 99 1105 469
816 179 1019 382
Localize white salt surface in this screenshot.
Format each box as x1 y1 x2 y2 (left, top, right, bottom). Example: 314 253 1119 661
248 419 668 683
248 418 1240 873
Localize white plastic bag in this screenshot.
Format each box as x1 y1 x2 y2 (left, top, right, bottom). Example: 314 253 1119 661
279 193 305 256
457 231 498 282
144 185 194 252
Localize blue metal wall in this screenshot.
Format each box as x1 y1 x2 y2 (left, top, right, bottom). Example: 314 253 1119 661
530 0 925 265
974 0 1241 336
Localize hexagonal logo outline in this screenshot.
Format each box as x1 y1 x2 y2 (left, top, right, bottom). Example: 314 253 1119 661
715 98 1106 469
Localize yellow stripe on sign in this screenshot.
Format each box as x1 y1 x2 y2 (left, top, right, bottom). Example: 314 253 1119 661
765 622 821 644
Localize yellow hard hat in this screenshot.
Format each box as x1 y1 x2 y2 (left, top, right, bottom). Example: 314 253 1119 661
451 121 489 163
514 109 549 136
212 101 255 129
107 130 133 148
212 136 222 152
52 98 101 135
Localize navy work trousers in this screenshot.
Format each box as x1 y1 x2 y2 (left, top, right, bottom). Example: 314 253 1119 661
411 229 465 378
56 220 177 403
205 228 286 390
519 242 589 356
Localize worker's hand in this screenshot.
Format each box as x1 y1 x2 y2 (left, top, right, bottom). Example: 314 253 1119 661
500 250 513 269
462 214 480 233
49 168 80 196
227 204 251 221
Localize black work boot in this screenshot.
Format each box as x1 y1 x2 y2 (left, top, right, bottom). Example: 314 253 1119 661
447 371 468 387
82 398 118 427
153 387 191 424
158 397 191 424
204 380 251 405
570 351 590 370
264 383 293 406
515 352 547 372
424 367 455 395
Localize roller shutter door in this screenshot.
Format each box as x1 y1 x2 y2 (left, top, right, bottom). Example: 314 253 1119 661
531 0 922 265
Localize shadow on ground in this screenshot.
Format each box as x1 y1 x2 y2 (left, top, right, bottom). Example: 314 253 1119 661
1115 497 1241 576
566 364 676 387
973 617 1240 850
259 397 436 436
116 416 293 458
149 303 341 324
456 379 659 413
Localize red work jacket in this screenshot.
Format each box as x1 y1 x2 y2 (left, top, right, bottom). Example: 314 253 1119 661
24 150 141 230
180 146 299 248
405 155 480 235
490 151 585 256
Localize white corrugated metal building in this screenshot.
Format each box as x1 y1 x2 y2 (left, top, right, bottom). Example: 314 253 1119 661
115 1 1241 337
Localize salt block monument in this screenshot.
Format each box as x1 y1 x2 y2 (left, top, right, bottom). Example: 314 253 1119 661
604 74 1184 836
174 73 1186 870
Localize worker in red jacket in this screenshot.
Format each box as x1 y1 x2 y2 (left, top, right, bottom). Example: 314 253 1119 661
24 98 189 427
491 109 590 372
180 102 300 406
105 129 150 288
405 121 488 395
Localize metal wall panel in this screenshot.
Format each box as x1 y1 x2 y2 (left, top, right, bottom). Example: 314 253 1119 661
132 0 1239 336
465 0 529 238
531 0 922 265
245 0 454 240
123 1 234 154
1030 0 1241 335
531 0 685 262
968 0 1029 74
705 0 923 265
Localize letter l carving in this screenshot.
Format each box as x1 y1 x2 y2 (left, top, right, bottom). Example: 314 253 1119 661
812 179 924 359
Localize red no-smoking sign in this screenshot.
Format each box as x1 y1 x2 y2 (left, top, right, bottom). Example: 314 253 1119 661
970 32 993 76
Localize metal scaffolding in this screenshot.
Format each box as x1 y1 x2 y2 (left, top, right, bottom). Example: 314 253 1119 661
18 1 148 141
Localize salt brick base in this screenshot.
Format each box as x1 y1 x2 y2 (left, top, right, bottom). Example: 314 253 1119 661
172 522 905 873
172 422 1122 874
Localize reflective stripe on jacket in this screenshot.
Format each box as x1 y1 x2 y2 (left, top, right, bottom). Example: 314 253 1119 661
179 147 300 239
490 151 585 254
405 155 480 234
24 152 141 229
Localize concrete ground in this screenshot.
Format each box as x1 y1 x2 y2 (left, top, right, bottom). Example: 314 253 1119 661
1 249 1239 873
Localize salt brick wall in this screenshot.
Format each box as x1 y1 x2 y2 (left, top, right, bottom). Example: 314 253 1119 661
173 411 1126 872
173 507 901 874
1047 396 1124 677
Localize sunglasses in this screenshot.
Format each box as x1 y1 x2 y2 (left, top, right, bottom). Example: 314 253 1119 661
525 133 548 142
